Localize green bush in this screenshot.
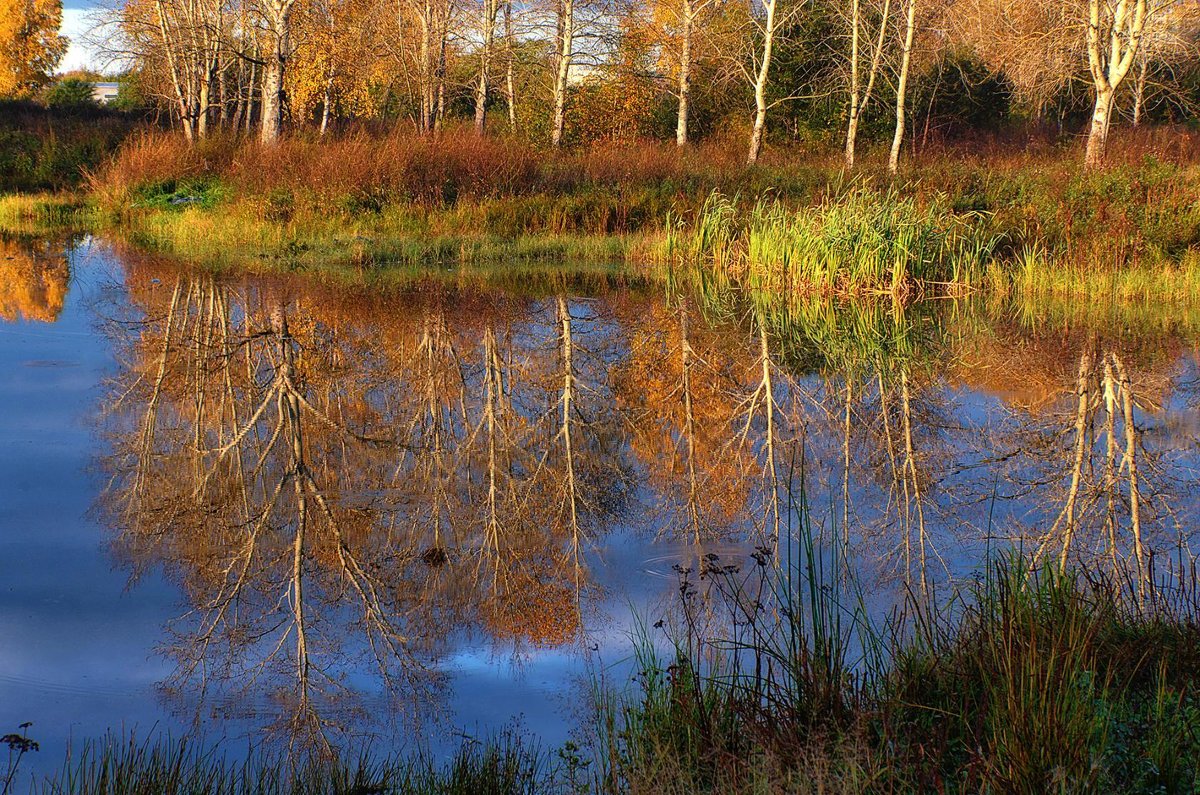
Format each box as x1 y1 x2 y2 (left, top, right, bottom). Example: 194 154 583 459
43 79 98 110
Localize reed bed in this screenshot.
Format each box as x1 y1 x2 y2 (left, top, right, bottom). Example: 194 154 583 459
594 498 1200 793
1006 245 1200 304
18 730 546 795
661 189 998 295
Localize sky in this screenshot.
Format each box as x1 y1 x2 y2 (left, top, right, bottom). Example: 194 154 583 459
59 0 107 74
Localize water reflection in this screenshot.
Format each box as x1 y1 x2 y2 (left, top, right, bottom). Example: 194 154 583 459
7 244 1197 753
0 236 70 323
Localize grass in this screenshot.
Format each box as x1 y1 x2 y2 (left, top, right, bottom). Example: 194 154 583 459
660 188 998 295
11 730 547 795
1004 244 1200 304
112 198 637 271
6 127 1200 295
595 537 1200 793
0 193 96 234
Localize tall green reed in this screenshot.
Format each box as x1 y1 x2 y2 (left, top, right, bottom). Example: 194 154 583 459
662 189 998 296
597 500 1200 792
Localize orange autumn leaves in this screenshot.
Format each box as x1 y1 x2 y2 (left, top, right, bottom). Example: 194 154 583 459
0 0 66 97
0 238 69 322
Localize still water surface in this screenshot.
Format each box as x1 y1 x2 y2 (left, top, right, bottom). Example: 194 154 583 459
1 235 1198 772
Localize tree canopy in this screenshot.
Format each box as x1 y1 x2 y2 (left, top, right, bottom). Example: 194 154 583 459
0 0 67 98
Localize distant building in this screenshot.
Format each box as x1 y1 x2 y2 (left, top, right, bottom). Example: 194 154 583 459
92 82 120 104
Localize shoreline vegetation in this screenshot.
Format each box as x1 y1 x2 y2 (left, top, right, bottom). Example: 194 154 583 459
3 129 1200 301
9 553 1199 794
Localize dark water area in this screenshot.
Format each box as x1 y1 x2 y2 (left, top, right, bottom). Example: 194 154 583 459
1 234 1198 775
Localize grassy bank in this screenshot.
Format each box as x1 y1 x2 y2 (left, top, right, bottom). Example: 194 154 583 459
4 129 1200 295
9 540 1198 793
6 730 546 794
597 550 1200 794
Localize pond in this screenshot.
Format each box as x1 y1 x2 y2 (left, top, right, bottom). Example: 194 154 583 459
1 234 1198 773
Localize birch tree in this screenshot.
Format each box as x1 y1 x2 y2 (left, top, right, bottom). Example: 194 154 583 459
1084 0 1152 166
1126 2 1200 127
887 0 916 172
416 0 454 133
746 0 779 162
503 0 517 129
260 0 299 142
672 0 721 145
746 0 803 162
843 0 891 169
473 0 501 132
550 0 575 146
118 0 225 140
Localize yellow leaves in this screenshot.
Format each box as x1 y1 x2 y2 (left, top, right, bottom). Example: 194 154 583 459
0 238 69 322
285 0 383 121
0 0 67 97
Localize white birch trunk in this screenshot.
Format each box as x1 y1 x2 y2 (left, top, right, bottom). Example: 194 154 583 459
887 0 916 174
260 0 296 144
1132 55 1148 127
551 0 575 147
504 0 517 130
677 0 694 146
746 0 779 164
844 0 890 170
474 0 499 134
1085 0 1150 168
319 66 333 135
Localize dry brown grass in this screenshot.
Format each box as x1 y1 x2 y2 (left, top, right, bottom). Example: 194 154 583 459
85 131 230 206
90 129 760 210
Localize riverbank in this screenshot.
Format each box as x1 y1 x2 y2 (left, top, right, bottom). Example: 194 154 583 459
4 130 1200 298
10 557 1197 794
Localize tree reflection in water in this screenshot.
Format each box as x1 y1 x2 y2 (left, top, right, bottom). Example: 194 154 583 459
89 259 1200 749
0 236 70 323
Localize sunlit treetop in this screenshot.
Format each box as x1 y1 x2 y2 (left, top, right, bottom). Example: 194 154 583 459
0 0 68 98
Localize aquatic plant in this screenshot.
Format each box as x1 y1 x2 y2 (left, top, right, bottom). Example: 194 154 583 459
595 502 1200 793
662 188 999 296
34 729 547 795
2 723 39 795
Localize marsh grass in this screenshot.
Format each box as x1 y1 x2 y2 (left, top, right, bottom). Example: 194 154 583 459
661 189 999 296
1005 245 1200 304
597 497 1200 794
0 194 96 235
116 201 636 270
32 730 547 795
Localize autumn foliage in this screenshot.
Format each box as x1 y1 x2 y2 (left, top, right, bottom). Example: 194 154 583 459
0 0 66 98
0 236 69 322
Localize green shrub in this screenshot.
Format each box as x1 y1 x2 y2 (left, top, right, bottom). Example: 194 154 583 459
43 79 98 110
